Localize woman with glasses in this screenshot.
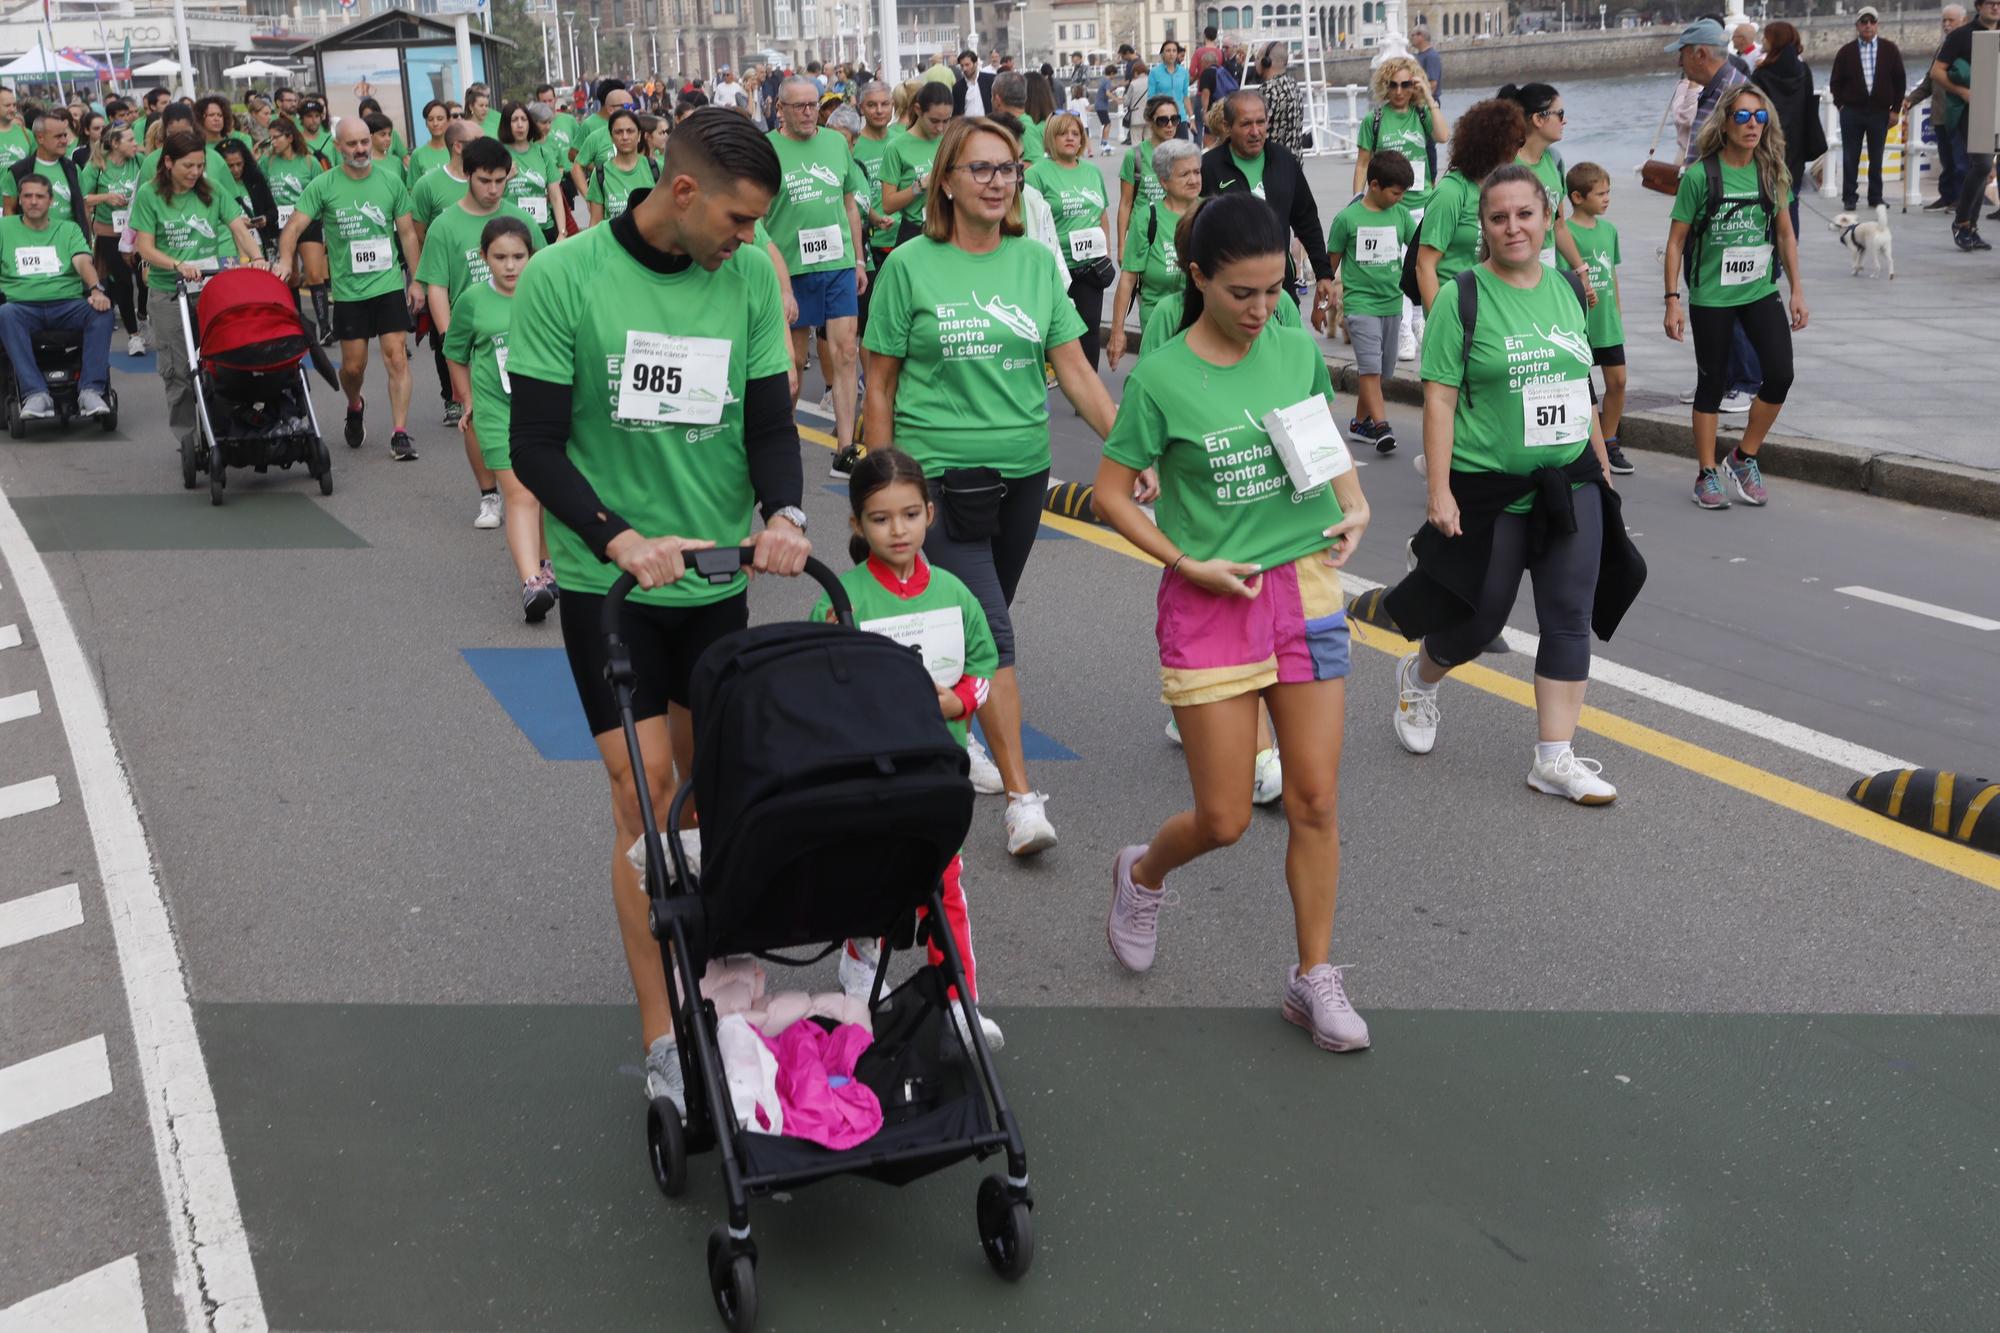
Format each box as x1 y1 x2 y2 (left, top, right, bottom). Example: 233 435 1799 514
1500 83 1594 289
1118 94 1181 252
1665 85 1806 511
1107 136 1202 366
1354 57 1449 217
1027 111 1115 370
863 116 1119 858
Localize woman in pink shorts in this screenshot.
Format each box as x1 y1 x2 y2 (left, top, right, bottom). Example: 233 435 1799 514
1090 192 1375 1053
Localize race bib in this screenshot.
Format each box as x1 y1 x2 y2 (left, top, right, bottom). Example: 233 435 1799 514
275 204 293 227
1540 246 1558 268
1354 226 1399 265
494 343 511 394
519 194 550 225
1067 226 1108 263
349 237 392 273
1521 379 1591 448
110 208 131 232
860 608 965 686
615 331 731 425
1719 244 1771 286
798 222 844 266
12 246 60 277
1408 159 1427 192
1263 393 1353 493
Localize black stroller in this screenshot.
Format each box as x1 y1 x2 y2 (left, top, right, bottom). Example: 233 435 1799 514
603 550 1033 1332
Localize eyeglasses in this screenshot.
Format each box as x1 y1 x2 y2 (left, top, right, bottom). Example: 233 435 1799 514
1153 115 1181 126
779 100 818 110
1536 107 1566 121
953 160 1024 184
1732 108 1770 124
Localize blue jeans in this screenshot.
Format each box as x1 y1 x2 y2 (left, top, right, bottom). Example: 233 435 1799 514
1938 116 1968 200
0 296 113 397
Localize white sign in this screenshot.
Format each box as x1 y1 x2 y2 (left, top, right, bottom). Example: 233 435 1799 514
349 237 391 273
1263 393 1352 493
12 246 60 277
615 330 730 425
1719 244 1771 287
798 222 843 266
1354 225 1398 265
1521 379 1590 448
518 194 550 225
860 608 965 686
1067 226 1107 263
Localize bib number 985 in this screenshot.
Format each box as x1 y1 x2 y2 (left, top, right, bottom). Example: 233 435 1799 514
629 361 682 395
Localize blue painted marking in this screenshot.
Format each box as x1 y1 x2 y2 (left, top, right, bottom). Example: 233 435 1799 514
971 719 1081 762
461 647 599 760
113 351 158 372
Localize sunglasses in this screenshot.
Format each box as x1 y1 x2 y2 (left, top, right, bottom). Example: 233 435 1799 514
1732 108 1770 125
1388 80 1420 90
1153 115 1181 126
1536 107 1566 121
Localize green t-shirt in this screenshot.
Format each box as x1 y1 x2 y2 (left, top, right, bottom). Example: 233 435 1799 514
441 279 517 468
1025 157 1108 271
882 131 942 227
862 235 1087 479
850 131 898 256
411 167 467 226
1019 117 1047 163
1416 169 1481 285
1327 195 1416 317
0 123 33 174
503 142 558 231
767 127 857 275
1105 325 1344 570
1120 199 1185 329
292 164 412 302
409 143 451 182
1568 216 1623 349
140 145 232 194
809 559 999 747
1356 103 1437 209
261 152 323 221
1 157 79 228
81 157 143 228
1228 150 1267 199
1517 149 1567 267
1670 157 1786 308
369 152 406 191
0 215 89 303
304 125 334 162
1138 285 1300 358
481 110 502 137
545 113 579 163
1418 265 1594 511
573 122 613 174
1120 140 1165 208
129 181 245 292
413 199 546 305
585 154 658 221
505 222 793 608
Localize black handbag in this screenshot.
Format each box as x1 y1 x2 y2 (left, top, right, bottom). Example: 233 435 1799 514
932 467 1008 543
1071 254 1118 291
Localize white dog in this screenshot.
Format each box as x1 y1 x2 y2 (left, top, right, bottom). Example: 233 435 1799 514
1831 205 1894 279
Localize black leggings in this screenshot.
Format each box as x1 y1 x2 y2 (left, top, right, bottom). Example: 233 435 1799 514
1424 496 1604 683
432 333 452 405
94 234 138 335
1690 294 1792 414
1066 273 1103 371
922 467 1050 668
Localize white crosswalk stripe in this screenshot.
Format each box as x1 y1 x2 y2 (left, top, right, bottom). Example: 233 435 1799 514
0 689 39 724
0 774 59 821
0 1254 147 1332
0 623 19 650
0 883 83 951
0 1034 113 1137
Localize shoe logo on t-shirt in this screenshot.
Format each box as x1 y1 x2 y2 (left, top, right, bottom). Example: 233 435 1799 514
972 292 1041 342
357 201 389 231
1535 320 1593 368
182 214 217 240
804 161 844 190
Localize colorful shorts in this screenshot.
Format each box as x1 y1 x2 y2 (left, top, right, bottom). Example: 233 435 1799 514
1156 552 1351 708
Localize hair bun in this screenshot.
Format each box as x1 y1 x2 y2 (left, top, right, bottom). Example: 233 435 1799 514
1497 83 1521 101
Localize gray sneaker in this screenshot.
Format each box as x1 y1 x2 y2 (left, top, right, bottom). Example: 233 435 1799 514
19 392 55 420
1282 963 1371 1052
645 1034 686 1120
1107 845 1171 972
77 388 111 417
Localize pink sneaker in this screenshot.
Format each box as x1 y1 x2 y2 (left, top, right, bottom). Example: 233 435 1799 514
1107 845 1169 972
1282 964 1371 1052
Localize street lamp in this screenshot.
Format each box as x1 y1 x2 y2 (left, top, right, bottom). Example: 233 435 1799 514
1014 0 1027 72
1599 3 1606 29
591 16 601 75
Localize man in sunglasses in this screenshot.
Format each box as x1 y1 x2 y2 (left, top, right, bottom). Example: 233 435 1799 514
1831 7 1906 215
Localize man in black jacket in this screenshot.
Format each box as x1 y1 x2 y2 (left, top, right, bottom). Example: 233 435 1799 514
1199 90 1336 329
1829 7 1906 211
2 112 88 229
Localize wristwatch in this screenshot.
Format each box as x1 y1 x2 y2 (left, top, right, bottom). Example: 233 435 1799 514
770 505 808 533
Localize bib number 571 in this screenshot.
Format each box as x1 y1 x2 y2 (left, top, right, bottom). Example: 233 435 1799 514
1535 402 1567 428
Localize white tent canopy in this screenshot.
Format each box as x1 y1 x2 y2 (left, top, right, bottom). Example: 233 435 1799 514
132 57 183 77
223 60 294 79
0 46 95 78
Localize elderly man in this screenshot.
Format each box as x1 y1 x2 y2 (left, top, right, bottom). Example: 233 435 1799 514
1831 7 1907 213
1410 27 1442 97
1907 5 1968 207
1200 90 1336 330
3 112 87 228
1935 0 2000 248
1732 23 1762 69
0 174 114 419
1667 17 1759 413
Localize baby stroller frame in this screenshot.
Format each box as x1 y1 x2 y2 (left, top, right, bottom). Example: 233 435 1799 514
175 269 330 506
602 550 1034 1332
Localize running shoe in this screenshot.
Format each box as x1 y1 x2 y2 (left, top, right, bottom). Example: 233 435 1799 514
1107 844 1169 973
540 558 559 598
829 442 863 479
838 937 881 1006
1347 414 1373 445
1924 195 1955 210
1717 390 1754 414
1165 716 1182 746
344 400 366 449
1605 441 1635 475
1004 792 1057 856
1396 326 1418 362
1282 963 1370 1052
965 733 1004 795
19 392 54 420
1252 747 1284 806
816 387 834 417
522 575 557 624
644 1034 686 1119
390 430 418 461
1724 450 1768 506
125 333 146 356
950 999 1006 1054
474 492 503 529
77 389 111 418
1692 468 1731 510
1527 748 1618 805
443 399 463 427
1955 227 1992 251
1393 652 1440 756
1678 387 1697 405
1370 419 1397 454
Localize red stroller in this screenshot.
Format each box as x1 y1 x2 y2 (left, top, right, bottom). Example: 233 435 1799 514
177 267 331 505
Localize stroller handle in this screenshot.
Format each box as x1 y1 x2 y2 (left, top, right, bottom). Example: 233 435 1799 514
601 546 854 644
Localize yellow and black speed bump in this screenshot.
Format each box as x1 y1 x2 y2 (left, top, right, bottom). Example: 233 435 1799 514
1044 480 1104 525
1347 586 1401 633
1848 769 2000 855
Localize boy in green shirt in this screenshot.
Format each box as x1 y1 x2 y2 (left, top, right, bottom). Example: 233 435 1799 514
1326 150 1415 453
1564 161 1629 475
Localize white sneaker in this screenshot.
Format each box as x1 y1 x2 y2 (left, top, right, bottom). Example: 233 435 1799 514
473 492 503 529
838 936 880 1005
1527 748 1618 805
1397 328 1418 362
126 333 146 356
624 827 702 884
951 997 1006 1053
965 733 1004 795
1679 387 1697 405
1718 390 1754 414
1252 747 1284 805
1004 791 1058 856
644 1034 686 1119
1393 652 1440 755
1164 716 1182 746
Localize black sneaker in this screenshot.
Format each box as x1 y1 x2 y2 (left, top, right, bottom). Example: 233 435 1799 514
1969 231 1994 251
1923 196 1955 211
390 430 418 461
522 577 557 623
1370 419 1397 454
829 442 863 479
443 399 463 427
344 400 366 449
1606 443 1635 475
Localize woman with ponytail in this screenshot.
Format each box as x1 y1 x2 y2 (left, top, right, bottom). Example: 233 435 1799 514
1091 191 1375 1054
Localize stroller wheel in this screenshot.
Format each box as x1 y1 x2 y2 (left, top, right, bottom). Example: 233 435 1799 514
208 452 226 506
314 436 333 496
706 1228 758 1333
976 1174 1035 1282
179 434 199 489
644 1097 687 1197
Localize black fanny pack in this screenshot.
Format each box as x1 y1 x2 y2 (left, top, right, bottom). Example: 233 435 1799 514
932 467 1008 543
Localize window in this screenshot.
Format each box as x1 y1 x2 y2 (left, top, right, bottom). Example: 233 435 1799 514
1165 18 1176 38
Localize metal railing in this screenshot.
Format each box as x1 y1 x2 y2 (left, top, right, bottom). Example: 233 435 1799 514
1301 83 1371 159
1813 88 1941 210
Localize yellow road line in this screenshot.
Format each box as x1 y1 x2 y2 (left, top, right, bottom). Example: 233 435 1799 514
795 424 2000 889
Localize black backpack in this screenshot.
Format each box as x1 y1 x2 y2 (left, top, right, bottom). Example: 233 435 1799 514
1398 166 1462 305
1451 266 1591 410
1683 152 1780 285
1369 102 1438 193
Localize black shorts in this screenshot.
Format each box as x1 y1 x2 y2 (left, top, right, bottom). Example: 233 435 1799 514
300 219 325 247
332 289 412 342
1592 343 1626 368
559 587 749 736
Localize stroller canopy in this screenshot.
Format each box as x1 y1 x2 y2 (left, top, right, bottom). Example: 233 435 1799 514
196 267 308 374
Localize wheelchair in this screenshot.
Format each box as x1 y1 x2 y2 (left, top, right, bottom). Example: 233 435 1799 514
0 318 119 438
